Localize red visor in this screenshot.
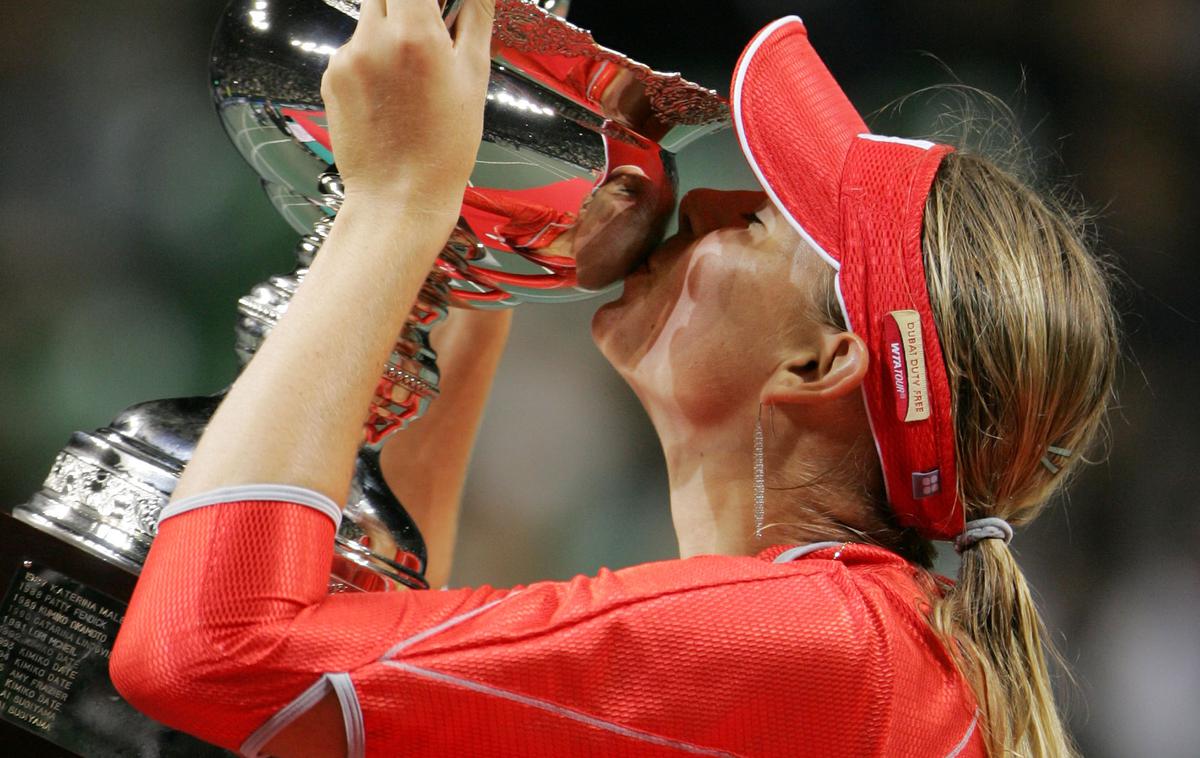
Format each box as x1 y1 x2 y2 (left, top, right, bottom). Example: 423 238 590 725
732 17 962 539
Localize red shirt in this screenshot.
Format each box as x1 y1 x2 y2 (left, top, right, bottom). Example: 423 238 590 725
111 499 983 757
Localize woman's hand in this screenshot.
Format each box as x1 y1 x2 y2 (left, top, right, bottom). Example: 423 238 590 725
172 0 497 504
322 0 495 215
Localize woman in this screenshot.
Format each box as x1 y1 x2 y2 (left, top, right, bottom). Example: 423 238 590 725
109 1 1117 756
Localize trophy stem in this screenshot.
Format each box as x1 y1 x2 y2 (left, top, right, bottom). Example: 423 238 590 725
364 273 449 445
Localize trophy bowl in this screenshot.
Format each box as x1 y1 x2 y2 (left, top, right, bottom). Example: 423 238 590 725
210 0 735 303
211 0 758 444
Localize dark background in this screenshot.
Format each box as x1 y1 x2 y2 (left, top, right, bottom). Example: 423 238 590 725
2 1 1197 754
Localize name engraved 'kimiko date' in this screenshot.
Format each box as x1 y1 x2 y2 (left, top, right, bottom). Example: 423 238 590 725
0 569 123 733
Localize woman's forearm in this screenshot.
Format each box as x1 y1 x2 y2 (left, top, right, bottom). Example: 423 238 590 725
172 0 495 506
112 3 501 753
380 307 513 588
173 199 459 505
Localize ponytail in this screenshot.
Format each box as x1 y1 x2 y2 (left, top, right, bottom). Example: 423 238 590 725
931 541 1077 756
918 150 1118 755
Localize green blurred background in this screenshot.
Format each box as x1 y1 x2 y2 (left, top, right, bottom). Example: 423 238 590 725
3 1 1197 754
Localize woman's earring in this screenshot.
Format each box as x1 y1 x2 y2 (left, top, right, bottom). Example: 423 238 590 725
754 406 765 539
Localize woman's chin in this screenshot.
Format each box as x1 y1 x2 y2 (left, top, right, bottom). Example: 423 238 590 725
589 240 676 372
590 296 622 353
590 292 638 371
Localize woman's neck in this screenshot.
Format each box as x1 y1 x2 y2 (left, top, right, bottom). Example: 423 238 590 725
656 404 882 559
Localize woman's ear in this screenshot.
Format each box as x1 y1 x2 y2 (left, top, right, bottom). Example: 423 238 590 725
762 330 869 405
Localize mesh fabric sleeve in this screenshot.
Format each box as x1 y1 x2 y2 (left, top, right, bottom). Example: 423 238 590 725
110 495 984 757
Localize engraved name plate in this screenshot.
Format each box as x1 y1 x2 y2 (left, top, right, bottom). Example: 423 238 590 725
0 560 226 757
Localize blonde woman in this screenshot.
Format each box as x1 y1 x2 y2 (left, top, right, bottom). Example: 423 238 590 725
110 1 1116 755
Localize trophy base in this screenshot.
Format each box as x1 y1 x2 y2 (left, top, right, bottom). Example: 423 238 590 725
0 507 230 757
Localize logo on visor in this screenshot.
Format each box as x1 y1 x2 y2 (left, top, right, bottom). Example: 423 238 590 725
883 310 931 422
912 469 941 499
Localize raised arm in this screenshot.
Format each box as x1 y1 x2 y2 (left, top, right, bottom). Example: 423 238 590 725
111 2 498 755
172 0 495 505
380 307 513 589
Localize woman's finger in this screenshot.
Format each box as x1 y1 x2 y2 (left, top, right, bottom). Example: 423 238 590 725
452 0 496 61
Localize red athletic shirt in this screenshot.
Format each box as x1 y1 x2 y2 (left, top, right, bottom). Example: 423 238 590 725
110 490 984 757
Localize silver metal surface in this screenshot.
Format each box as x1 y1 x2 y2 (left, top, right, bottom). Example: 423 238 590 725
15 395 429 590
17 0 757 594
210 0 744 443
15 396 219 573
210 0 729 303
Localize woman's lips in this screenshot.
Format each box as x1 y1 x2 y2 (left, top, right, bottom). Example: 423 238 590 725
618 232 686 299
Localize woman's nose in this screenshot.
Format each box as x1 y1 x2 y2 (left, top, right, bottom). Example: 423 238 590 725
678 189 768 238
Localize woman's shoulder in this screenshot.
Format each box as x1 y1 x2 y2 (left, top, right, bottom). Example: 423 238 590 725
412 545 978 756
582 543 956 682
583 541 929 604
524 544 978 755
516 542 934 642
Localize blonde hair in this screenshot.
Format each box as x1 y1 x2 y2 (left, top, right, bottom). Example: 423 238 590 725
805 142 1116 754
920 149 1118 756
791 90 1117 754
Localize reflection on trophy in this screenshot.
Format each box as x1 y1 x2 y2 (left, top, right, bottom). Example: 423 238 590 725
0 0 749 753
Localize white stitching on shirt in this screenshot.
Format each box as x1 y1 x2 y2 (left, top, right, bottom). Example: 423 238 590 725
239 674 333 758
239 673 367 758
161 484 343 530
383 661 737 757
380 592 519 661
773 542 845 563
944 711 980 758
329 672 366 758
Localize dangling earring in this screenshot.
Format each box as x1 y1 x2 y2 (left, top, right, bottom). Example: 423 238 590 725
754 405 765 539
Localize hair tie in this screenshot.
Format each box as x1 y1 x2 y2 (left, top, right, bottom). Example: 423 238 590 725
954 517 1014 553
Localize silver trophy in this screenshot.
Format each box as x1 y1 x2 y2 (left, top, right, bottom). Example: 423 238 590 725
218 0 735 443
14 0 750 592
2 1 758 752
